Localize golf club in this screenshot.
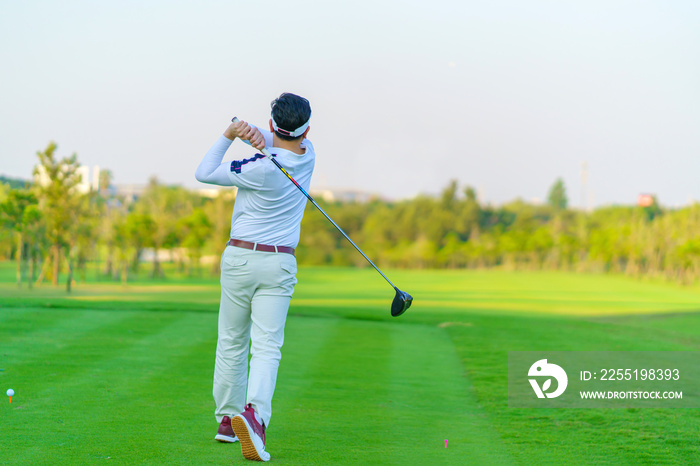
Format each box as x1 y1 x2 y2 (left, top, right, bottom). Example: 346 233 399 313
232 117 413 317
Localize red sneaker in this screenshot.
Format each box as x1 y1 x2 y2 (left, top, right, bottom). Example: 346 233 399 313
215 416 239 443
231 404 270 462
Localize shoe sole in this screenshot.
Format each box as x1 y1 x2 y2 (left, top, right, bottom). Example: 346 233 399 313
215 434 238 443
231 415 270 462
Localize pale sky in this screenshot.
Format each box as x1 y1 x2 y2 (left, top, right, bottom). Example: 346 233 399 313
1 1 699 207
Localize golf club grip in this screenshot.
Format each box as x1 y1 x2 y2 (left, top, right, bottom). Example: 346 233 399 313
230 117 397 289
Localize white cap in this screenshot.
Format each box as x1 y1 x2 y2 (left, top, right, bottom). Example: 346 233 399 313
271 114 311 138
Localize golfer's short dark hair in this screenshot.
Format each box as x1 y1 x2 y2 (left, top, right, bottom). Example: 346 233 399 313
271 93 311 141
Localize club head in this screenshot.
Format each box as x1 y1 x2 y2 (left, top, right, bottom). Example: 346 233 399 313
391 288 413 317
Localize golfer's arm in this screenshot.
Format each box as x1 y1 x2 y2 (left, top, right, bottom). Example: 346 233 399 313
195 135 234 186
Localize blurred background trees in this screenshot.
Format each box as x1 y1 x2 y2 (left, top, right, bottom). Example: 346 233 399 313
0 189 39 287
2 143 700 289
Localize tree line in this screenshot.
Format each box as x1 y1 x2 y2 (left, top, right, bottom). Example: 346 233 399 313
2 143 700 290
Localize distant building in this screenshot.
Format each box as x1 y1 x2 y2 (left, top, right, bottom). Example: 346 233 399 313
637 194 655 207
34 164 100 193
75 166 91 193
114 184 148 204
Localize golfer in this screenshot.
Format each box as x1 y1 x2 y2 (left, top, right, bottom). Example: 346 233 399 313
195 93 314 462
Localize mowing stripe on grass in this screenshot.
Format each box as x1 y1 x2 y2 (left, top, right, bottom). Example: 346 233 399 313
444 312 700 464
271 314 514 464
277 314 343 418
2 308 241 465
0 308 132 392
2 310 188 463
64 312 219 464
385 323 515 465
0 308 120 354
274 317 393 463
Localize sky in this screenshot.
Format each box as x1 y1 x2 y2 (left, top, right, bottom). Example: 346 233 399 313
1 0 699 207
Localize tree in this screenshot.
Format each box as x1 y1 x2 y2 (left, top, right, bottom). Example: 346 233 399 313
135 178 197 278
0 189 40 286
456 186 480 240
113 216 133 285
98 169 113 195
440 179 458 211
125 212 156 273
98 203 123 279
547 178 568 211
68 193 101 289
178 208 213 276
641 195 663 221
32 142 85 287
202 190 236 274
0 182 10 203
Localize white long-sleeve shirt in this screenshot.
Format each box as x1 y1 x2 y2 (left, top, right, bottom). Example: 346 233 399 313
195 127 315 248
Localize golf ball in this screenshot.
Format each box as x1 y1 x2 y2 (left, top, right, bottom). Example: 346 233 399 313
7 389 14 397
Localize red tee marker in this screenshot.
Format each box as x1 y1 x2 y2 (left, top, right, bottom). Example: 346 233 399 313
444 439 448 448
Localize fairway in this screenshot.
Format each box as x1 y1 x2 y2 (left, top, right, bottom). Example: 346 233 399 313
2 267 700 464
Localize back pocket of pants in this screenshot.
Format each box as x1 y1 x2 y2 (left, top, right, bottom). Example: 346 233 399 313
224 254 248 268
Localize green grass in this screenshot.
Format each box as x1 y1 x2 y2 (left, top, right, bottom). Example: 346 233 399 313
2 265 700 464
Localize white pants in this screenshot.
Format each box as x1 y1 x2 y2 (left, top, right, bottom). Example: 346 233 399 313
213 245 297 427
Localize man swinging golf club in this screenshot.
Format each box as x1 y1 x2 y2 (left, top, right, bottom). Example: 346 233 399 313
195 92 314 462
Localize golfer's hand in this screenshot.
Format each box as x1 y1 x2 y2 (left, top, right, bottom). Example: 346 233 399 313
224 120 265 150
